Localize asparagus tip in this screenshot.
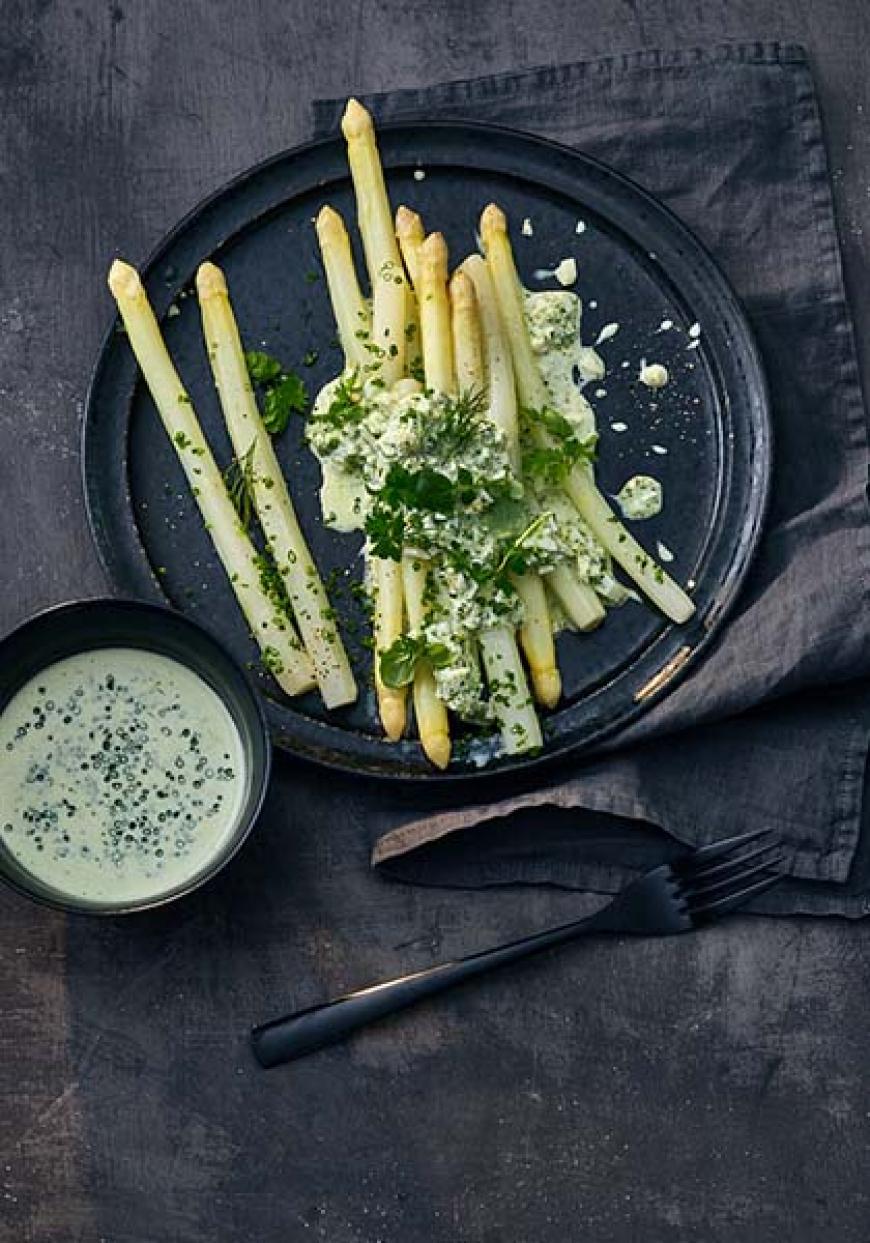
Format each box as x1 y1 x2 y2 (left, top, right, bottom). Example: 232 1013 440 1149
458 252 486 277
396 204 424 238
480 202 508 241
195 261 227 299
448 267 476 309
315 203 347 241
107 258 141 300
419 232 449 280
341 97 372 139
424 731 452 770
532 667 561 710
380 694 407 742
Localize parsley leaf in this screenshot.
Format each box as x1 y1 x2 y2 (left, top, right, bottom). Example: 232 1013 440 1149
244 349 308 436
520 405 598 484
244 350 283 383
380 634 452 688
378 464 455 515
364 503 405 561
263 373 307 434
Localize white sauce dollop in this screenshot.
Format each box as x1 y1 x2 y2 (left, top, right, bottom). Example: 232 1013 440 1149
616 474 663 520
638 361 669 388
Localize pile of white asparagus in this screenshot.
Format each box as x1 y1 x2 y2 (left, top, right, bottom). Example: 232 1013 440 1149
107 98 694 771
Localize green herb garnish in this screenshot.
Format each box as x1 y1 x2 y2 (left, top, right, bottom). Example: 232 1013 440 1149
521 406 598 483
244 349 308 436
364 503 405 561
244 350 283 383
379 634 452 688
493 512 553 581
223 440 257 529
263 373 307 434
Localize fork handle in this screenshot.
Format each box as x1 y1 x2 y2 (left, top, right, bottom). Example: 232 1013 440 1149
251 905 619 1067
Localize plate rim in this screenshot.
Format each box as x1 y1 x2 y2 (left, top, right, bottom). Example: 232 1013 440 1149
82 118 773 785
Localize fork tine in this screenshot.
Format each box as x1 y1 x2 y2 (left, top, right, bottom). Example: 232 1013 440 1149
686 842 781 888
689 870 783 920
685 854 783 904
683 829 773 869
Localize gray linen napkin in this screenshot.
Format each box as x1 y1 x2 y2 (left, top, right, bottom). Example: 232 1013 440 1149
314 43 870 917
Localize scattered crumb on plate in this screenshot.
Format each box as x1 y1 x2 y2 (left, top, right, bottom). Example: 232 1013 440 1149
554 257 577 286
595 322 620 345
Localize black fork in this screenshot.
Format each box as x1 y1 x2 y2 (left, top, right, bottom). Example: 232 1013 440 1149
251 830 783 1067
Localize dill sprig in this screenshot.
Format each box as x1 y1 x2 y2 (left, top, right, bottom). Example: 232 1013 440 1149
418 387 488 464
223 440 257 530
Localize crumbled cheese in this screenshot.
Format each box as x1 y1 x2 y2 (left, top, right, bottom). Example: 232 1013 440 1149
688 322 701 338
594 388 607 399
651 444 668 456
521 217 534 236
610 422 628 433
413 169 426 181
656 318 674 332
575 220 586 234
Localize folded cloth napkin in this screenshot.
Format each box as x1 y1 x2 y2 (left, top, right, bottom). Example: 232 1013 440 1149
314 43 870 917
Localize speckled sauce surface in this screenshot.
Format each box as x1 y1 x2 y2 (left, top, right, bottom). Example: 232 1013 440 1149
0 648 245 904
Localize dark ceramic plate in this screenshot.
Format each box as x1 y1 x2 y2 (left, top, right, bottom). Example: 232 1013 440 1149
83 122 771 781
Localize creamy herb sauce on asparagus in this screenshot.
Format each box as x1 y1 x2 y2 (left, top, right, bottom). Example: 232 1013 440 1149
308 290 650 722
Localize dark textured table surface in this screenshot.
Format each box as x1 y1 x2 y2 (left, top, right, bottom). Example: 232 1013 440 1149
2 4 869 1241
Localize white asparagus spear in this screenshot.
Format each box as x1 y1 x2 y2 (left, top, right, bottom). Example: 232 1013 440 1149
401 555 451 770
460 254 520 474
396 205 425 375
547 564 605 631
410 231 454 767
509 572 561 710
450 270 543 753
462 250 602 631
396 205 425 289
417 234 456 394
313 207 408 738
315 206 371 372
479 203 695 625
455 256 562 706
341 98 406 387
107 260 315 696
196 261 358 709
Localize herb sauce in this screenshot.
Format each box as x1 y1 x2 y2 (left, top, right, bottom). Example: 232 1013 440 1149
0 648 246 904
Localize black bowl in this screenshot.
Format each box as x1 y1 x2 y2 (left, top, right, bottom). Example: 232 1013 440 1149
0 598 271 915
